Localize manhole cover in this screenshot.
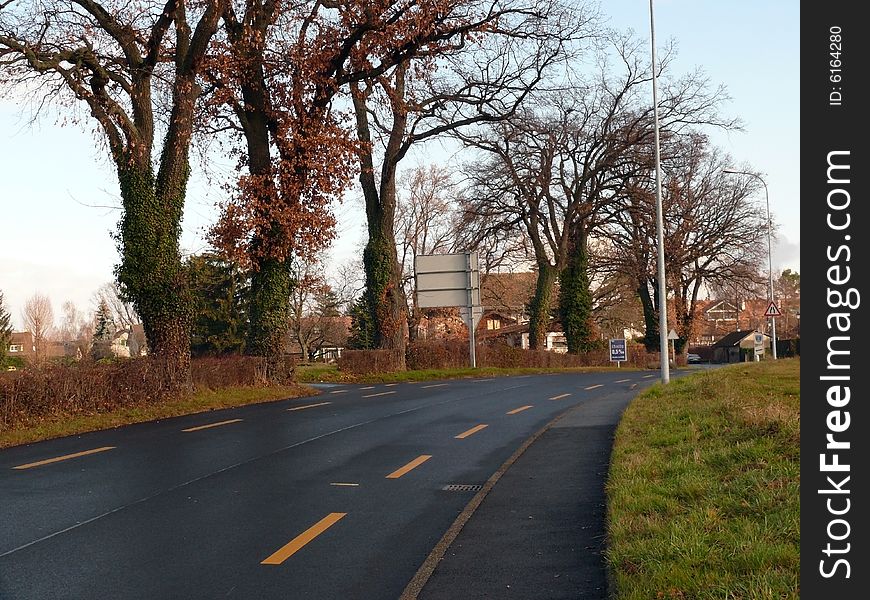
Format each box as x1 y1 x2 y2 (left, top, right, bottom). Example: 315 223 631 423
441 484 484 492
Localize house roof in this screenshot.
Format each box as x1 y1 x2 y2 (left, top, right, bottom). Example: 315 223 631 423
710 330 768 348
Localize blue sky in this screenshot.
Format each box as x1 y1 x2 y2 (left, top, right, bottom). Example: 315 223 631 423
0 1 799 328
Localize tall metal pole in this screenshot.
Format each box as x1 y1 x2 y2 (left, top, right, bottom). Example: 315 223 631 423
649 0 669 384
723 170 777 359
761 178 778 359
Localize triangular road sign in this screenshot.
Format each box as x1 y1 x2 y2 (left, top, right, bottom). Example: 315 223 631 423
764 301 782 317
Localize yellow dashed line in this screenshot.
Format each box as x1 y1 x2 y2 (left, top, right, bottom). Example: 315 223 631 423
549 393 571 400
182 419 243 433
363 391 396 398
288 402 332 411
386 455 432 479
455 424 488 439
261 513 347 565
13 446 116 470
507 405 533 415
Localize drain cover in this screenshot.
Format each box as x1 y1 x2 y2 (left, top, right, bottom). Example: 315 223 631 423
441 484 484 492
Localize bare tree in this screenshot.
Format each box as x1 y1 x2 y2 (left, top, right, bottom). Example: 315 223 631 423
602 135 768 351
21 293 54 362
348 0 594 358
288 255 358 362
394 165 462 339
458 33 737 351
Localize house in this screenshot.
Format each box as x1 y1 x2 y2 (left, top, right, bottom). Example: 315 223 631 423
690 298 777 346
109 324 147 358
710 330 771 363
6 332 35 361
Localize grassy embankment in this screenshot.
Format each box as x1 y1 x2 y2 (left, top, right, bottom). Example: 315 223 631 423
607 359 800 599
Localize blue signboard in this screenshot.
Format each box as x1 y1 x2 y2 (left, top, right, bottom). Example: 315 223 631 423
610 339 627 362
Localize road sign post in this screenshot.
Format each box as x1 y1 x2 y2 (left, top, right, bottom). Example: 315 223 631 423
667 329 679 366
415 252 482 368
609 339 627 367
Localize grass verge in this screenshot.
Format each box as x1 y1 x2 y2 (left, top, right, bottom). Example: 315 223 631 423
295 363 649 384
606 359 800 599
0 384 316 449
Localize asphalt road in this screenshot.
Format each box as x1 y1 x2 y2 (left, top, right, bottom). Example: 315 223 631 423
0 370 676 599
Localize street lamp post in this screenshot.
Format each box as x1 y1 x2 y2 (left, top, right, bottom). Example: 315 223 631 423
649 0 669 383
723 169 777 359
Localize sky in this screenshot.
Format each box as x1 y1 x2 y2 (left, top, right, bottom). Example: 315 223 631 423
0 0 799 330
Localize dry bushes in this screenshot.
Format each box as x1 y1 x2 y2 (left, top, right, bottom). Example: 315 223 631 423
0 356 289 431
337 349 405 374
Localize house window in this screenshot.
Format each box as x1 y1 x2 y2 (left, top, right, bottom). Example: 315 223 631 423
8 344 23 353
486 319 501 330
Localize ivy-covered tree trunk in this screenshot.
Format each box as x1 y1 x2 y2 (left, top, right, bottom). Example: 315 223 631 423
116 158 191 388
247 256 293 380
363 210 408 355
558 221 595 353
528 263 558 350
352 75 408 365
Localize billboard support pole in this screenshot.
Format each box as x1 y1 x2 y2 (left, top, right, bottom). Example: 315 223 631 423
466 252 477 368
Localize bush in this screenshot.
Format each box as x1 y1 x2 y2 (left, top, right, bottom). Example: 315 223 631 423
0 355 289 432
337 349 405 374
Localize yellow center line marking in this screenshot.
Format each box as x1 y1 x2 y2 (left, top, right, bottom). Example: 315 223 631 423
261 512 347 565
182 419 243 433
288 402 332 411
643 375 655 379
329 389 348 394
549 393 571 400
455 424 488 439
507 405 533 415
615 379 630 383
363 391 396 398
330 482 360 487
421 383 448 389
360 386 376 390
386 455 432 479
585 384 604 390
13 446 116 470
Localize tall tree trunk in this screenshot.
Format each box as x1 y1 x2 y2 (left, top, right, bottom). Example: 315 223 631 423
363 213 408 354
558 220 595 353
116 156 191 389
528 262 558 350
231 38 295 381
352 72 409 364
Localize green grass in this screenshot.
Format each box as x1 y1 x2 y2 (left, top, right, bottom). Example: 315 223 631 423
0 384 317 449
606 359 800 599
294 362 645 384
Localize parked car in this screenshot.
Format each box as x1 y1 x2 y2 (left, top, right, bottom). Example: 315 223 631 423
687 353 703 364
